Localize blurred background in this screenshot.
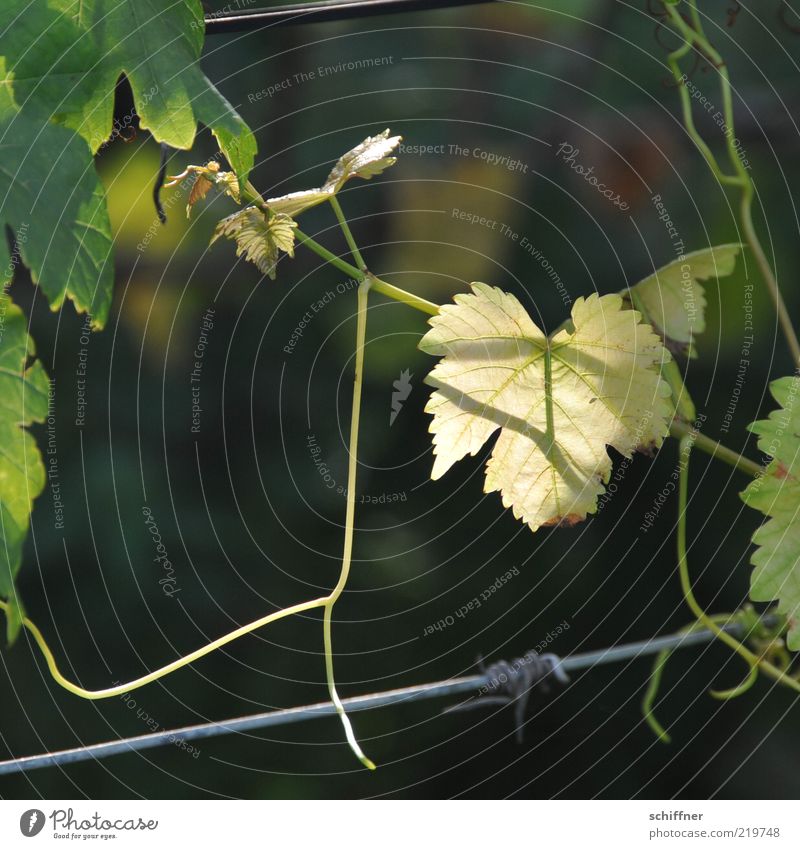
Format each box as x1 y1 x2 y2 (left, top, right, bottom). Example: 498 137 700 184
2 0 800 799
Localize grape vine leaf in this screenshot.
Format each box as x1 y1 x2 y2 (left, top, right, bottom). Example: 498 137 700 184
211 207 297 279
324 128 402 191
741 376 800 650
626 244 742 355
264 129 402 217
0 80 114 328
205 130 401 275
419 285 672 531
0 0 255 182
0 296 49 643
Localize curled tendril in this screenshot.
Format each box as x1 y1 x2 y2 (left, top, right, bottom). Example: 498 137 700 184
727 2 742 27
642 645 674 743
641 613 758 743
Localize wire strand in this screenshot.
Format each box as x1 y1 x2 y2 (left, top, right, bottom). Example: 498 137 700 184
204 0 493 34
0 621 767 776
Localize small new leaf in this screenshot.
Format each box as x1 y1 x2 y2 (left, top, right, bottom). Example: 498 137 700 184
0 296 49 643
261 129 402 217
170 162 241 217
420 285 672 531
626 244 742 356
211 207 297 279
264 188 334 218
324 129 402 192
741 376 800 650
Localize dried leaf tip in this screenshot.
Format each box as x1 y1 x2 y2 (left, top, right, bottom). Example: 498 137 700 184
165 161 241 218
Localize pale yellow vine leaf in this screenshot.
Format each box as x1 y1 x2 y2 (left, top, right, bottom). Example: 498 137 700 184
324 128 402 191
264 188 334 218
419 284 673 531
627 244 742 355
263 129 402 217
211 207 297 279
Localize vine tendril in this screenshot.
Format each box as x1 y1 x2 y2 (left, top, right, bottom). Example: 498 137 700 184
676 437 800 696
661 0 800 366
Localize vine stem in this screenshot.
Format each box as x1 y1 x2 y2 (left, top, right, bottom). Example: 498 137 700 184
0 595 328 700
676 437 800 696
243 179 440 317
321 277 376 770
663 0 800 367
0 282 377 769
294 226 440 316
329 195 367 271
669 420 761 478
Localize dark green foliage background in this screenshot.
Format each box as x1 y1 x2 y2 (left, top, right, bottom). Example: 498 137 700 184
1 1 799 798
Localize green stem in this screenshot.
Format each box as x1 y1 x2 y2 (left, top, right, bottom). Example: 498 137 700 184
739 186 800 366
0 596 329 700
294 227 363 281
0 277 380 772
322 278 375 771
669 420 762 478
330 196 367 271
294 227 440 316
663 1 800 366
368 275 440 316
662 359 696 423
642 646 674 743
243 178 440 318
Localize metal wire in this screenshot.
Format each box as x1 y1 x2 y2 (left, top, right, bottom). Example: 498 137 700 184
204 0 493 34
0 622 757 776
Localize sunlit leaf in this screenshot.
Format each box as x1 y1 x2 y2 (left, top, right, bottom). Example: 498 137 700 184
261 130 402 217
211 207 297 279
1 0 256 182
264 188 334 218
741 376 800 650
0 297 49 643
626 244 742 355
0 80 114 327
420 285 672 531
324 128 402 192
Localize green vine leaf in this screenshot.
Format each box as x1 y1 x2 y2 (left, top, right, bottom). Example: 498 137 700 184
211 207 297 279
626 244 742 356
0 0 256 182
0 81 114 328
0 296 49 644
419 284 672 531
741 376 800 650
